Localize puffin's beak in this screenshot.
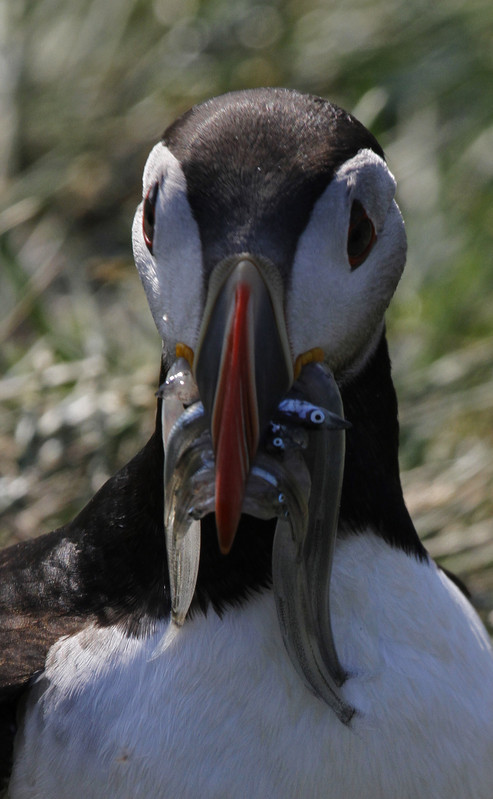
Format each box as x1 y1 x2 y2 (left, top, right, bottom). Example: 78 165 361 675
193 257 293 554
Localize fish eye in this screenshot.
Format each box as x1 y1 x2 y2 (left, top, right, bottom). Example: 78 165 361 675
143 181 159 254
310 409 325 424
347 200 376 269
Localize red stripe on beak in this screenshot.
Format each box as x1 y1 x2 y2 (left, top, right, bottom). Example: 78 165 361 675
212 283 259 554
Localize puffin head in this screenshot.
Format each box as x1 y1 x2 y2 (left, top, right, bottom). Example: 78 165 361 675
132 88 407 720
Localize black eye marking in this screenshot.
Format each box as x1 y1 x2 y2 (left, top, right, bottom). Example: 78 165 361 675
347 200 376 269
143 181 159 254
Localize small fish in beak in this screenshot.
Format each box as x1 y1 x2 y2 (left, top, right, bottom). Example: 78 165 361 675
161 352 355 724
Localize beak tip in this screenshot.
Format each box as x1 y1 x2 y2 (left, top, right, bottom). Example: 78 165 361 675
215 503 241 556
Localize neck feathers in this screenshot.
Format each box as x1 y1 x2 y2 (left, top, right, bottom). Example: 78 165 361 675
339 333 425 558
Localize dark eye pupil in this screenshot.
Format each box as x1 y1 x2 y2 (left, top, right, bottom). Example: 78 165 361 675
347 200 376 269
143 182 159 254
348 219 372 255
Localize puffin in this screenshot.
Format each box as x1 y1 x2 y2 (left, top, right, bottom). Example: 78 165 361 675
1 88 493 799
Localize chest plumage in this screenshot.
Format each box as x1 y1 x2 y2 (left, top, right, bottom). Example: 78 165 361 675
11 536 493 799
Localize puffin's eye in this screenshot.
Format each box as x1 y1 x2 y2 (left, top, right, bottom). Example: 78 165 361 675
143 182 159 254
347 200 376 269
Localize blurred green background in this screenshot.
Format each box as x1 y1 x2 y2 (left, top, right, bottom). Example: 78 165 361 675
0 0 492 623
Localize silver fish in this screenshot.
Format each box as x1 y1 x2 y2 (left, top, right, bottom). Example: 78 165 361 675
157 357 199 405
273 363 354 723
161 359 354 722
275 397 351 431
265 421 309 453
163 401 207 626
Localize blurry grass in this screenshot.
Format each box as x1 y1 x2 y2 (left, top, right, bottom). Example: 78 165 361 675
0 0 492 626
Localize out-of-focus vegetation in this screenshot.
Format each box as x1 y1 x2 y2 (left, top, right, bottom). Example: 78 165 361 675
0 0 492 623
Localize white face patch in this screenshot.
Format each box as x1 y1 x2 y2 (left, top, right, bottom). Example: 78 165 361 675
133 144 406 378
132 143 204 361
286 149 407 375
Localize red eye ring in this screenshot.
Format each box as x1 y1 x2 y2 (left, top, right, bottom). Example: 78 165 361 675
143 182 159 254
347 200 376 269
